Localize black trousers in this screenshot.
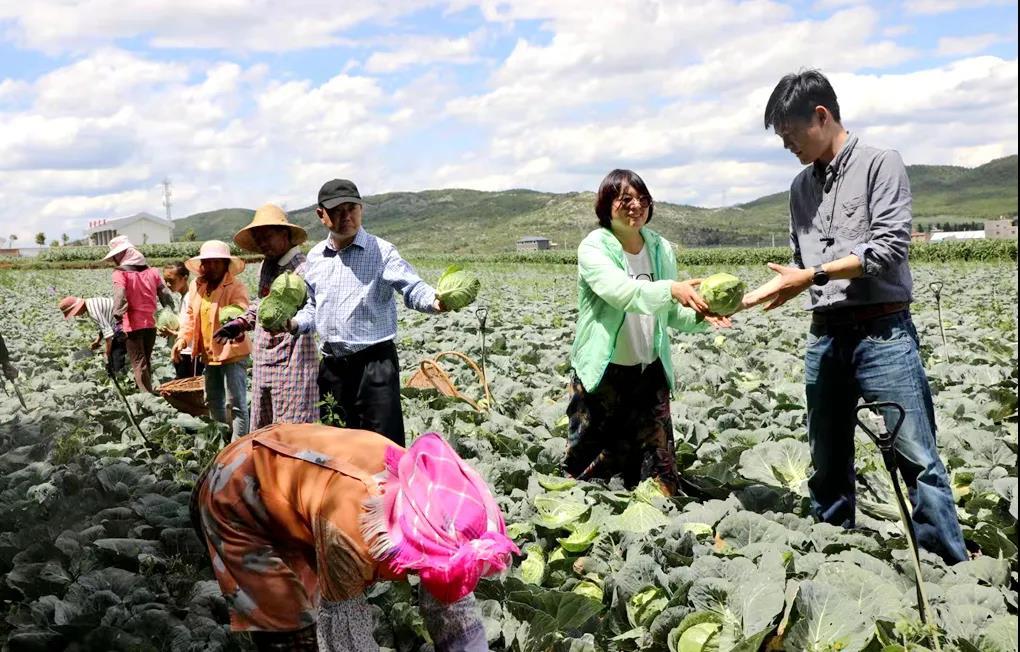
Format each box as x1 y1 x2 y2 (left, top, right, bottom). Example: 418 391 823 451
173 353 205 379
317 340 405 446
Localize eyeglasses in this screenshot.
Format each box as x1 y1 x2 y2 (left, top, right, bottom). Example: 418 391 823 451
615 194 651 208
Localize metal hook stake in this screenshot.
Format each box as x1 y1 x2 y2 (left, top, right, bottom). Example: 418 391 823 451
930 281 950 364
475 307 489 385
855 402 940 652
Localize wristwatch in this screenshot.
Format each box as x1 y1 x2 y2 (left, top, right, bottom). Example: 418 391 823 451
812 267 830 287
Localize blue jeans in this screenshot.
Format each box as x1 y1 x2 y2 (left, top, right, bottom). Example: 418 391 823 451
205 360 249 440
805 311 968 564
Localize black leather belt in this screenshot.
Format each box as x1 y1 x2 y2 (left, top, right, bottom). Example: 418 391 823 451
812 302 909 326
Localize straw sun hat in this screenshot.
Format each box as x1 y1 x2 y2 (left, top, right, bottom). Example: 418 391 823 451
185 240 245 276
233 204 307 254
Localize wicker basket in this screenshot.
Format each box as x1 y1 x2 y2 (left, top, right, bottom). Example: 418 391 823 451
159 376 208 417
405 351 492 412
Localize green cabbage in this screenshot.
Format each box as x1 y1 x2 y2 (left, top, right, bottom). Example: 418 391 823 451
699 273 746 316
255 272 307 331
436 264 480 311
155 307 179 332
218 304 246 325
270 271 307 308
519 544 545 585
258 295 291 332
572 580 604 602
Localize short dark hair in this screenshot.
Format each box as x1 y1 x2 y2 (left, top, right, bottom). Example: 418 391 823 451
163 261 189 279
595 169 654 229
764 69 841 130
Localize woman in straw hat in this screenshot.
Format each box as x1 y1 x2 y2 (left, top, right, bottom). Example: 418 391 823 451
213 204 318 429
191 422 517 651
173 240 252 439
104 235 176 393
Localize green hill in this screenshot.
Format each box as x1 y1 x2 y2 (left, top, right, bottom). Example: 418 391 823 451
173 155 1017 254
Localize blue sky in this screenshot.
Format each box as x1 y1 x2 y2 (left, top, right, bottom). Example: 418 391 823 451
0 0 1016 242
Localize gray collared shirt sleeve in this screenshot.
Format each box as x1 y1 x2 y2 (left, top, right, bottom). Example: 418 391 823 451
789 192 804 269
850 150 912 277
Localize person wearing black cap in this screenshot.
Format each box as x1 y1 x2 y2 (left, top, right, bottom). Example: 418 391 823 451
279 179 446 445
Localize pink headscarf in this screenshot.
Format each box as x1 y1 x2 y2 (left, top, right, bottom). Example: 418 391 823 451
361 433 519 603
117 246 147 267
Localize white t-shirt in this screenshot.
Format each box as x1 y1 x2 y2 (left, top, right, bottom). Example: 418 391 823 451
611 246 657 367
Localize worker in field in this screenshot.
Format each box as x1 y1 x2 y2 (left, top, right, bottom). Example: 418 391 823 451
191 423 516 651
104 235 176 393
160 262 205 379
59 294 128 376
564 169 731 496
213 204 319 429
742 69 968 564
172 240 252 439
269 179 448 445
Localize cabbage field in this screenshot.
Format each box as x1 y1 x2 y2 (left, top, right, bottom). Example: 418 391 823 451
0 261 1016 652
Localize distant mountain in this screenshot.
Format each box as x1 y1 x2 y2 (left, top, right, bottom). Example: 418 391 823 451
172 155 1017 254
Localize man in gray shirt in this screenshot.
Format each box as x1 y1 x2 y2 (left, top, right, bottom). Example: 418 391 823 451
743 70 967 564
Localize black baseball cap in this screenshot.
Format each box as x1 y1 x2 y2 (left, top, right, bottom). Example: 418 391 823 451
318 179 363 209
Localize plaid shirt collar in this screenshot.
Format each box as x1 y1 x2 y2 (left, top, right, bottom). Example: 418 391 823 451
324 228 369 255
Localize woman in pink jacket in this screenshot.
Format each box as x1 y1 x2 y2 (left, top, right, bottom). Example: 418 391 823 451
104 236 175 393
173 241 252 439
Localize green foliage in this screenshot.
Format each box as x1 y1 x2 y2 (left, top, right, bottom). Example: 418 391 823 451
268 271 306 308
436 264 481 310
698 273 746 316
257 296 290 332
217 304 245 325
257 272 306 331
34 241 248 263
0 261 1016 650
155 307 180 332
169 156 1017 254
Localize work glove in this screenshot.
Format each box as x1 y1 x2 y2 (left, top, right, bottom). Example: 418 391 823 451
213 319 246 344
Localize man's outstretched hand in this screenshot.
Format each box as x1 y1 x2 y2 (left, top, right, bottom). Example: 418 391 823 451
742 263 814 311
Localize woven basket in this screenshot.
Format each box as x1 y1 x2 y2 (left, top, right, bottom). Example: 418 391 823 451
405 351 492 412
159 376 208 417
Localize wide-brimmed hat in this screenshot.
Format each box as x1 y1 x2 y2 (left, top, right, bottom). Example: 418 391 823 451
233 204 307 253
103 235 134 260
185 240 245 276
59 296 87 319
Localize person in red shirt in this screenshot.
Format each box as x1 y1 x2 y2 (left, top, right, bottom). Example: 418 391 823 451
104 236 174 393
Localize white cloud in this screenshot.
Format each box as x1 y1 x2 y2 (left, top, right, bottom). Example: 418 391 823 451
937 33 1003 57
904 0 1013 15
0 0 1015 241
812 0 868 9
0 47 401 239
0 0 439 53
364 32 483 73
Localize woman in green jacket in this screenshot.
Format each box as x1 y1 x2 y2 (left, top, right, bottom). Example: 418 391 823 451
565 169 730 495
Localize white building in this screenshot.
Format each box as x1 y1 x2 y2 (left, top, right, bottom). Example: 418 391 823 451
929 230 985 242
87 212 173 246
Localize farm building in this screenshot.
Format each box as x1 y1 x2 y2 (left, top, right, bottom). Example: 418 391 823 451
516 236 551 252
0 246 48 257
87 212 173 246
984 218 1018 240
929 230 985 242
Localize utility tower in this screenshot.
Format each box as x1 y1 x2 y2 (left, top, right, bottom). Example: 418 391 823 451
162 178 173 221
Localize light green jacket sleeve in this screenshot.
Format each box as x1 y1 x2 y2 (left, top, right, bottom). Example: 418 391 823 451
668 304 710 333
578 238 675 315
